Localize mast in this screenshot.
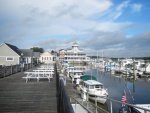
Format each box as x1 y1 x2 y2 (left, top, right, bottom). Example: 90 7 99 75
102 50 104 68
97 51 98 61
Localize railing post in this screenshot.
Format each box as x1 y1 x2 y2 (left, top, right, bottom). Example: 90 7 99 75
16 65 17 73
95 96 97 113
3 65 5 77
86 92 88 108
11 65 13 75
75 102 77 113
70 97 71 102
110 100 113 113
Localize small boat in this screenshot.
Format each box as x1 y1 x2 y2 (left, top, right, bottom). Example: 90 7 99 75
70 72 84 81
133 104 150 113
79 79 108 104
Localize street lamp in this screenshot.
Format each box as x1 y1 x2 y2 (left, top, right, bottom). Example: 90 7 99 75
21 53 24 72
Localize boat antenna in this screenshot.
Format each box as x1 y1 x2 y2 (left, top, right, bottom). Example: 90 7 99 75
91 66 92 80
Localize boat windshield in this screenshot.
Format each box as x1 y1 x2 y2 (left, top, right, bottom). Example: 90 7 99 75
83 83 89 88
74 72 83 75
95 85 103 89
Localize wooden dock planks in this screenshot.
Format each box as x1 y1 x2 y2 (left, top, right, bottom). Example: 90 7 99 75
0 71 57 113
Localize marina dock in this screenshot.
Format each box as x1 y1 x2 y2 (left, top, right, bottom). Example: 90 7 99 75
1 63 150 113
0 68 57 113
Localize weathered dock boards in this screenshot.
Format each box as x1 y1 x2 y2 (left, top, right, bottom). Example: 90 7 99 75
0 71 57 113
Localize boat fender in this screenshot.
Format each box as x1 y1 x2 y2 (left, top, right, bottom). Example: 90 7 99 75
83 92 86 100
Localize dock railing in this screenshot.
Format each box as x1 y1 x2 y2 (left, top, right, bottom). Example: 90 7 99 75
0 64 21 78
55 63 74 113
82 93 150 113
0 63 35 78
69 94 150 113
69 95 109 113
107 97 150 113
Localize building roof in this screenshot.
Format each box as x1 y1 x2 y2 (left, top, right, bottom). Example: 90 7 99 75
33 52 41 58
72 42 79 47
65 52 86 54
5 43 21 56
19 49 33 57
59 49 66 51
40 51 53 56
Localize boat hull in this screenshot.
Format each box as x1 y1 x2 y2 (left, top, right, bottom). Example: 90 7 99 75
88 95 107 104
81 92 107 104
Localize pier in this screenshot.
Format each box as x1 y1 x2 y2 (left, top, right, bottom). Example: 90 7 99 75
1 63 150 113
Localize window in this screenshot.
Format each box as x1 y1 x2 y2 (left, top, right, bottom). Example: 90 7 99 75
85 85 89 89
95 85 100 88
6 57 14 61
89 85 94 89
95 85 103 88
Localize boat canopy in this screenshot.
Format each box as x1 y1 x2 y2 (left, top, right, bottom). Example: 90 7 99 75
80 75 97 81
84 80 103 85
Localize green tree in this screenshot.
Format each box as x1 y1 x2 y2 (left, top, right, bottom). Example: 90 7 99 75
51 50 58 56
30 47 44 53
39 48 44 53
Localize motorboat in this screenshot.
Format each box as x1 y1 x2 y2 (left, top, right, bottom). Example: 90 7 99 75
79 80 108 104
66 66 86 77
70 72 84 81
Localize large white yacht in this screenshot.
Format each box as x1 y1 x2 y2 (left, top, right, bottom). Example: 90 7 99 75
79 80 108 104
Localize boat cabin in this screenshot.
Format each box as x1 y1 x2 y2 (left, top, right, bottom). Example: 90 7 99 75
70 72 84 81
83 80 104 90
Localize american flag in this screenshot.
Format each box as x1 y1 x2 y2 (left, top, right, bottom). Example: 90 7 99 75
121 90 127 106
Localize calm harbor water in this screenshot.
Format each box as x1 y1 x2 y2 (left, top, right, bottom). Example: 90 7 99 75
85 68 150 112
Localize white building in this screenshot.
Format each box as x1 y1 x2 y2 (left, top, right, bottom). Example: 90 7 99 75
59 42 90 63
39 51 55 64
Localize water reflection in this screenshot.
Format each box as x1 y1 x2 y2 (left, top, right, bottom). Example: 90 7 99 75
85 67 150 112
72 63 150 112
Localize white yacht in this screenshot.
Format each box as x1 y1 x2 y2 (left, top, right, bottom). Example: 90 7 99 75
80 80 108 104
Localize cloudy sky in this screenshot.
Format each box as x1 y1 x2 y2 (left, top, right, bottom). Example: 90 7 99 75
0 0 150 58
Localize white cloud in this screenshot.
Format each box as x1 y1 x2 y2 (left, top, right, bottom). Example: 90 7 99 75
110 0 130 20
132 3 142 12
0 0 114 35
94 22 132 32
0 0 149 57
116 0 130 11
0 0 113 18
